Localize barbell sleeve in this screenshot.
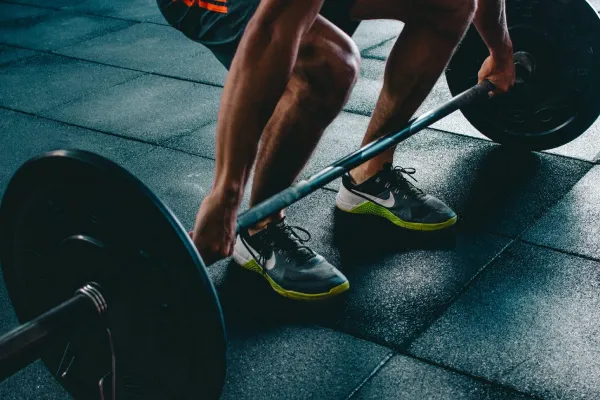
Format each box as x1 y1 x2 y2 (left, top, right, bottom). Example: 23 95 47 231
236 80 495 231
0 293 100 381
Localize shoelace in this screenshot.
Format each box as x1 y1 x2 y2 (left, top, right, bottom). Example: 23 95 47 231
390 166 425 198
256 223 315 264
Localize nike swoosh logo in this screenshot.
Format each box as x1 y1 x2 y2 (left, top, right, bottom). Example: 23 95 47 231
264 253 276 270
353 190 395 208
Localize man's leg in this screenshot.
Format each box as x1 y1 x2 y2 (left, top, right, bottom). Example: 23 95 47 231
247 16 360 231
351 0 476 181
335 0 475 231
229 16 360 300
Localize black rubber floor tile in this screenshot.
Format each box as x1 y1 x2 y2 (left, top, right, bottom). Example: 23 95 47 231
57 22 228 85
0 2 49 22
163 120 218 158
0 10 132 51
0 108 155 198
0 53 141 113
209 187 509 349
118 145 218 228
522 166 600 259
344 72 383 116
326 227 509 348
385 130 592 237
0 44 38 65
353 20 403 53
354 354 530 400
219 321 391 400
64 0 163 22
409 242 600 400
44 74 222 143
0 360 69 400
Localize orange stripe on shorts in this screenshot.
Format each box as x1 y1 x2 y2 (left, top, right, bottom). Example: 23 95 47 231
179 0 227 12
198 0 227 12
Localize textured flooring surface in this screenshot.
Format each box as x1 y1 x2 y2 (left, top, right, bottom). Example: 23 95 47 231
1 1 599 399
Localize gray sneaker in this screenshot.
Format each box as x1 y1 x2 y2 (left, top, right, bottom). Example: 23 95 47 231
336 163 457 231
232 219 349 300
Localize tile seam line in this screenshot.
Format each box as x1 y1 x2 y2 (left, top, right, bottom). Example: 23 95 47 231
485 231 600 263
517 237 600 263
0 105 168 149
401 237 517 349
0 7 139 46
304 324 542 400
343 351 395 400
40 71 150 116
297 325 541 399
158 120 217 148
0 105 225 167
48 48 225 88
0 41 224 89
360 37 397 57
1 0 170 26
397 351 543 400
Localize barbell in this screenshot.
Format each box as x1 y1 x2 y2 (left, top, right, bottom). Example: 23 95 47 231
0 0 599 398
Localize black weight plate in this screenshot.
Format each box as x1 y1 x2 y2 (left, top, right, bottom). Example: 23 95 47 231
0 150 226 400
446 0 600 150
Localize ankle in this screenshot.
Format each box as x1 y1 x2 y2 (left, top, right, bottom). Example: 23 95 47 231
350 163 385 185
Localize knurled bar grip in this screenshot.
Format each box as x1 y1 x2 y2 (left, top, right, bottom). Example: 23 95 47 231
236 80 496 232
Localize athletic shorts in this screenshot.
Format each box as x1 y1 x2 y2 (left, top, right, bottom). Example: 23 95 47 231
157 0 360 70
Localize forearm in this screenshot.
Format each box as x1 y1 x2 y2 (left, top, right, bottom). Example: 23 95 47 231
473 0 512 58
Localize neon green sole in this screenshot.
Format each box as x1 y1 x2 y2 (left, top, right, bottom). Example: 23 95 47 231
240 259 349 301
338 201 457 231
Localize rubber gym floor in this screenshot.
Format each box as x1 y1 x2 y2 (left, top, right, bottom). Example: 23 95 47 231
1 1 600 399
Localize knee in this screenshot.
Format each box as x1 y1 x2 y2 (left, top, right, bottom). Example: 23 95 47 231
325 36 361 95
295 35 360 113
